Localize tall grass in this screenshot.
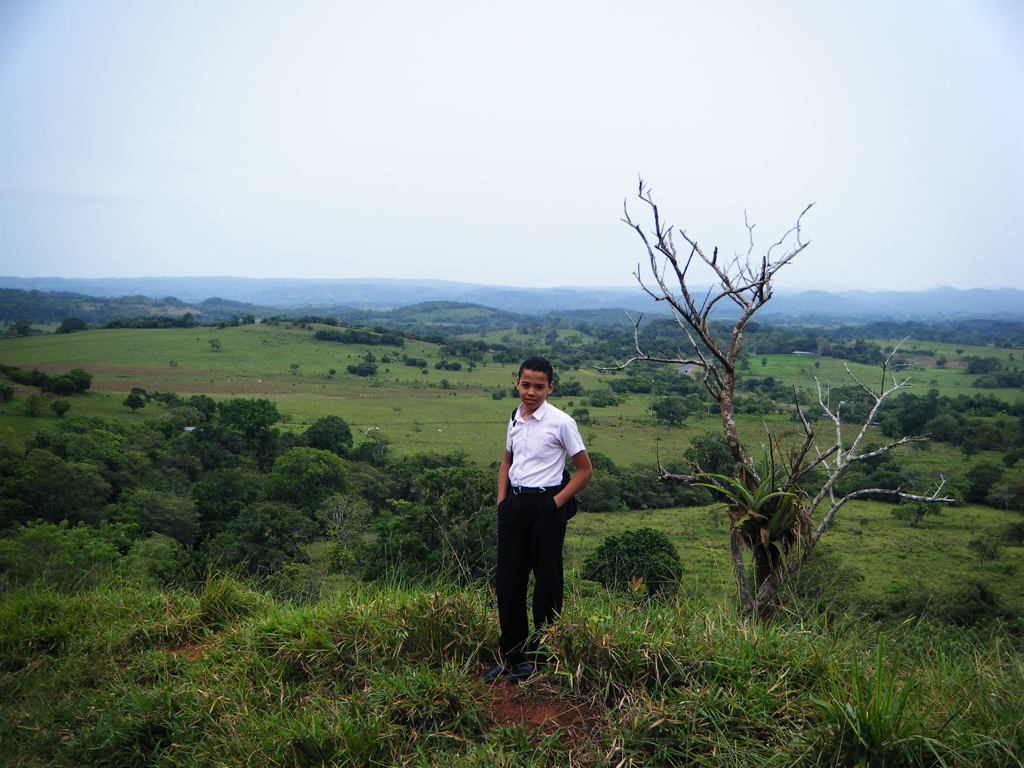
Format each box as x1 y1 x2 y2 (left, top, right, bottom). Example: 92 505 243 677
808 634 953 766
2 574 1021 767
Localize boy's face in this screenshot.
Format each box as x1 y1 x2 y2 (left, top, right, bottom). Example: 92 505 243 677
516 367 554 414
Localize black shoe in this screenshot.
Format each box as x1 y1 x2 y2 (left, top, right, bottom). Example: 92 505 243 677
507 662 534 682
482 664 504 682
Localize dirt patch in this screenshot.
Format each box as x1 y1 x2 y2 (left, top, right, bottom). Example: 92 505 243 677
168 638 220 660
174 643 206 660
10 385 44 398
13 364 174 376
478 671 606 751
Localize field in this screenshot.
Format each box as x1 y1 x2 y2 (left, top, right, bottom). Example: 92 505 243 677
752 345 1022 402
3 320 1024 767
0 325 710 465
2 323 1020 461
564 499 1024 615
2 322 1022 612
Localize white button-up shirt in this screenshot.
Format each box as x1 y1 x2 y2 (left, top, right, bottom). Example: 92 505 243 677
506 401 586 488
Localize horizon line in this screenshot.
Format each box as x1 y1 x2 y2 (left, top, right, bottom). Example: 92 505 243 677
0 275 1021 294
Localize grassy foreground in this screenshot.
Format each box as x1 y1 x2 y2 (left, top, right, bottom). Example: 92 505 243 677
2 576 1021 767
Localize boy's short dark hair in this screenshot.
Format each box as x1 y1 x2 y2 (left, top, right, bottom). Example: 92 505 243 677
518 356 554 383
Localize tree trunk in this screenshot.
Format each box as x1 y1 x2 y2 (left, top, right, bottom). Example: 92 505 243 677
718 369 746 469
730 527 754 615
751 539 773 592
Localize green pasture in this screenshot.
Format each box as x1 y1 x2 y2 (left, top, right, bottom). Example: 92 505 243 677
0 326 706 466
270 391 720 468
565 498 1024 615
0 325 514 394
468 326 592 344
0 389 138 430
752 345 1022 402
2 325 1020 472
895 339 1019 365
5 325 1017 405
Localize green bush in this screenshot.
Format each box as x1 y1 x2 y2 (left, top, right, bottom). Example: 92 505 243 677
581 527 683 599
119 534 188 587
264 447 349 514
24 394 43 417
889 501 939 527
576 474 626 512
650 396 692 426
682 431 734 475
109 488 200 546
358 467 496 585
347 362 378 377
587 391 623 408
1003 521 1024 546
324 495 373 573
0 448 112 526
302 415 353 456
202 502 317 577
968 536 1001 563
0 521 127 591
870 578 1015 628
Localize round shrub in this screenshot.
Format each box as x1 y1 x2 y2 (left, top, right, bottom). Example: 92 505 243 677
581 527 683 599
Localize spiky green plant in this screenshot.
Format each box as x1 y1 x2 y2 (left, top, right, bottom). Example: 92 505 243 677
808 634 956 767
693 460 810 591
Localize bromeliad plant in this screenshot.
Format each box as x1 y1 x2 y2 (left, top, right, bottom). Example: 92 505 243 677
693 453 812 605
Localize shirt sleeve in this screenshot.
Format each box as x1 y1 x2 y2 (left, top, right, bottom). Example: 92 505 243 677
559 416 586 457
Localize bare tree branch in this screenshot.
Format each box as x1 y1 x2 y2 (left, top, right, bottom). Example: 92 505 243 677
611 181 820 617
611 181 954 620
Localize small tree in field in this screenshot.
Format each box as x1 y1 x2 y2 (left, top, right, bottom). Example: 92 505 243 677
582 527 683 600
610 181 953 619
123 392 146 412
24 395 43 417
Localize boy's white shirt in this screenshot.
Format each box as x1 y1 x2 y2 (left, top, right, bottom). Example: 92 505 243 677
506 401 586 488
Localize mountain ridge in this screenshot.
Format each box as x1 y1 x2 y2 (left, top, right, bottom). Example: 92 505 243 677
0 276 1021 321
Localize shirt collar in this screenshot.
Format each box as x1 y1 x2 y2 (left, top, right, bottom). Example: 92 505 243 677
519 401 551 421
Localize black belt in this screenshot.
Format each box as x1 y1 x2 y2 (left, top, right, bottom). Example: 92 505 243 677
510 485 556 495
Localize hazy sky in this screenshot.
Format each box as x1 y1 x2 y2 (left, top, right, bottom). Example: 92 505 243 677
1 1 1021 290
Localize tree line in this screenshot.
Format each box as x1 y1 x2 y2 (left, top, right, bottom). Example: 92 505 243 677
0 389 725 594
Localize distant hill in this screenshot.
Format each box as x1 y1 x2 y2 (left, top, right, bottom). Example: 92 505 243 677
759 287 1024 322
0 277 516 309
0 276 1022 321
0 288 262 326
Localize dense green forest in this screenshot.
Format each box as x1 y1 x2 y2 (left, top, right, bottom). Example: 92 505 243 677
2 302 1023 766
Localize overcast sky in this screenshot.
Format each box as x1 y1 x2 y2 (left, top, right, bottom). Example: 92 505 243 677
1 1 1021 291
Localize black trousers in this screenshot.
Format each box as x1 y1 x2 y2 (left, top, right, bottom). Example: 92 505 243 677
495 492 568 665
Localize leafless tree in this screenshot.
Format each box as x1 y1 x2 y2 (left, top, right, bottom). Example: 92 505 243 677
608 181 954 619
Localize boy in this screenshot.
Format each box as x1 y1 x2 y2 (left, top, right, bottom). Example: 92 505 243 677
484 356 593 682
